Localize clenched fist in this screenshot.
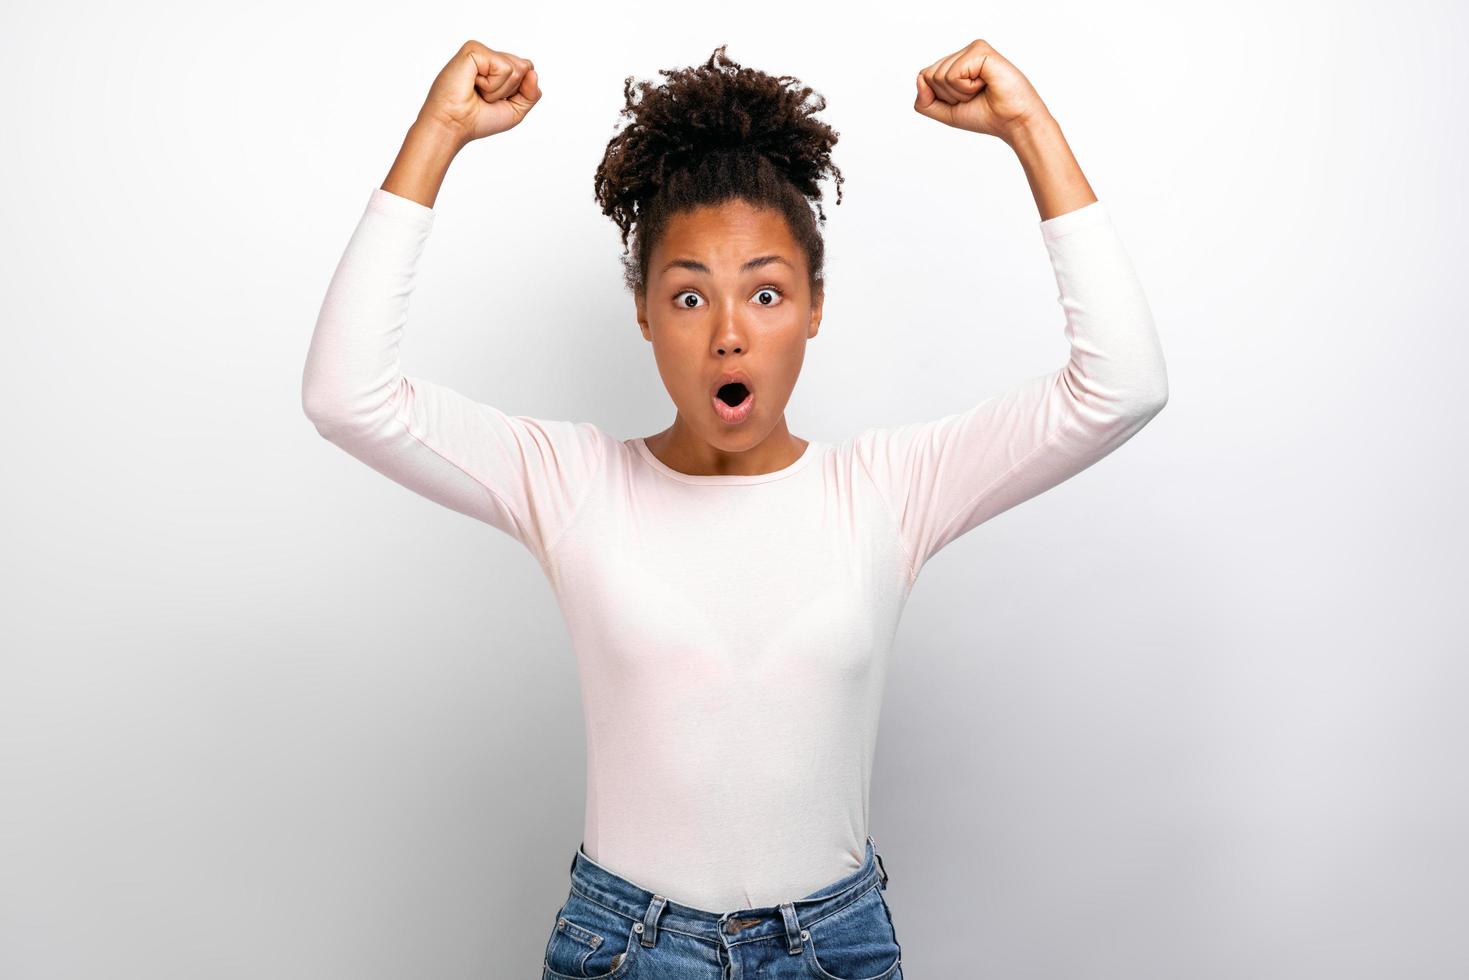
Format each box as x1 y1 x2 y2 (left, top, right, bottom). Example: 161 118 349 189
914 39 1051 143
417 39 542 147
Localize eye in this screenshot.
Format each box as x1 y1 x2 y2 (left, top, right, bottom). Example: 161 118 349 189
673 286 786 309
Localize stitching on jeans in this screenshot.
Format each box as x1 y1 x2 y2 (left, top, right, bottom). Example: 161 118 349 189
565 876 884 949
554 916 603 949
800 882 901 980
799 879 882 932
568 884 639 925
566 884 716 946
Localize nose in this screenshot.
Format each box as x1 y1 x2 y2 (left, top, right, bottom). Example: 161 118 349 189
712 316 745 355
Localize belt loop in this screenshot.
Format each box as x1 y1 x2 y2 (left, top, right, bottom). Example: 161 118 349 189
779 901 805 955
639 894 668 947
873 843 889 888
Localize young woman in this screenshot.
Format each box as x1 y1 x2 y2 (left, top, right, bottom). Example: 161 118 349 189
302 39 1167 980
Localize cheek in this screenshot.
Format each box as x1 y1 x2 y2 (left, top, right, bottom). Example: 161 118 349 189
650 338 705 393
772 327 809 378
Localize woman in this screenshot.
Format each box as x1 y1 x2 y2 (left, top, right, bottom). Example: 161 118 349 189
302 38 1166 980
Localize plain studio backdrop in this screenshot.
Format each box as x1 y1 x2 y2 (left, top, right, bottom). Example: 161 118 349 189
2 1 1465 977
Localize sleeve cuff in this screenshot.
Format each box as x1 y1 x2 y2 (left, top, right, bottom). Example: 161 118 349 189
366 186 436 225
1039 199 1108 242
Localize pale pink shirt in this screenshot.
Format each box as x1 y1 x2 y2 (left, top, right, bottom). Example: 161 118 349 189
301 186 1167 911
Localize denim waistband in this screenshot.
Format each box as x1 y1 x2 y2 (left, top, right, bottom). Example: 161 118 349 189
565 835 890 951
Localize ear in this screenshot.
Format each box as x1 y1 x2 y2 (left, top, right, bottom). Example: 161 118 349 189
635 289 652 341
808 286 824 339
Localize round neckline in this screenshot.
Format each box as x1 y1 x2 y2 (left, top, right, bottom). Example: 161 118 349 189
633 436 820 486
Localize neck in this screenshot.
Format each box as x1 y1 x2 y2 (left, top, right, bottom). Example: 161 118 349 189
644 416 808 477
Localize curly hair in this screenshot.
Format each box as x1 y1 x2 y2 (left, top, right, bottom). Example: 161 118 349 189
593 44 845 299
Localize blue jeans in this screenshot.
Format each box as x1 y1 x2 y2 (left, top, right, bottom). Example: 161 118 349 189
540 835 903 979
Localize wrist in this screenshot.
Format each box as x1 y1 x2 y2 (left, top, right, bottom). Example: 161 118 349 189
999 114 1097 221
382 119 463 210
1001 112 1062 158
407 115 468 158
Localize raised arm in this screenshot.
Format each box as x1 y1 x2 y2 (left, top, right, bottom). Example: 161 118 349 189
301 40 609 568
852 40 1168 586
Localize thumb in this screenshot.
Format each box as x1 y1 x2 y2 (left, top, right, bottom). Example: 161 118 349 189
453 49 484 88
505 67 542 113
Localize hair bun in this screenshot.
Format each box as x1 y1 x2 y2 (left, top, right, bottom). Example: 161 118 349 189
595 44 844 295
601 44 843 213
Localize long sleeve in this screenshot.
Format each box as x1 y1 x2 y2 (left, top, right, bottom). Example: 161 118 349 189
852 199 1168 586
301 187 609 567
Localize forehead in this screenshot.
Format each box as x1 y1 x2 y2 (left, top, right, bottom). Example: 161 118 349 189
655 201 800 271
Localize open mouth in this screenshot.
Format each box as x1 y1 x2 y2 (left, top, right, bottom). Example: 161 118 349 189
711 381 754 423
716 382 750 407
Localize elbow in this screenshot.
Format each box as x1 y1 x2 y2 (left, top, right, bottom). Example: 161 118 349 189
1122 391 1167 424
301 382 332 431
302 374 404 442
1108 373 1167 421
304 410 343 442
1064 348 1168 423
301 367 363 437
302 406 344 442
301 379 352 440
1125 358 1170 418
1133 380 1168 417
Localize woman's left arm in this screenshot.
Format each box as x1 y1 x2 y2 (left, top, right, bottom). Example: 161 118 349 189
850 40 1169 587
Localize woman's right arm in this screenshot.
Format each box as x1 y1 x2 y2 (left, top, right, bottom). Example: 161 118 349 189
301 42 608 568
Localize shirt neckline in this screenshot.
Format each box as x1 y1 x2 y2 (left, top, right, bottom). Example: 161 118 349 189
632 436 820 486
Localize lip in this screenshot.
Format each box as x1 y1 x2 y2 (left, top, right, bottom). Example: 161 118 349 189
711 387 755 424
709 370 755 425
709 370 754 399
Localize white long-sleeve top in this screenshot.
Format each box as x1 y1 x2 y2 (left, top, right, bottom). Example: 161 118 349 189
301 186 1167 912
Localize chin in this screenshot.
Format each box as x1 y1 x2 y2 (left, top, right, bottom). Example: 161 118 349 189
698 421 766 450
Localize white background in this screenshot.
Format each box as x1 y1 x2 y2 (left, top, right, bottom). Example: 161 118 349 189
3 1 1465 977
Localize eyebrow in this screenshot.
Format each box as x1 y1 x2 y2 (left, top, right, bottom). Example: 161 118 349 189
661 255 794 275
